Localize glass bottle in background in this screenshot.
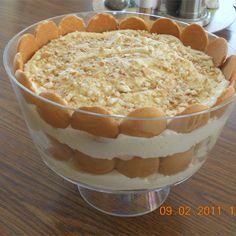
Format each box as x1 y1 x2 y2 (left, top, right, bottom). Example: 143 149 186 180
135 0 155 14
104 0 130 11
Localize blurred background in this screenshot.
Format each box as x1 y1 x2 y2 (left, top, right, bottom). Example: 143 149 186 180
93 0 236 32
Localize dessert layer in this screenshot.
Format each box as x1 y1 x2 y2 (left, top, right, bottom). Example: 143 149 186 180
24 30 228 116
24 104 228 160
41 150 204 190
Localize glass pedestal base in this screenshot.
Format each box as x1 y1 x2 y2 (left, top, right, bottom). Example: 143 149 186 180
78 186 170 217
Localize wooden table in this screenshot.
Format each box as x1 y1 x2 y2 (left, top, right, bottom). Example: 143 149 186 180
0 1 236 235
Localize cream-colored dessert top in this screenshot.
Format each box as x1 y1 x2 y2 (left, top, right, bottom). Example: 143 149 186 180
24 30 228 116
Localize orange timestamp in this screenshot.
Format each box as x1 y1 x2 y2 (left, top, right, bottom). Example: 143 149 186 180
159 205 236 216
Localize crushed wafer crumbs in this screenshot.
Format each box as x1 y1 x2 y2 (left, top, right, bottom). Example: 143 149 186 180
24 30 228 116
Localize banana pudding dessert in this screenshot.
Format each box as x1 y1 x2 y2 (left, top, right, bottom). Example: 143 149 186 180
13 13 235 190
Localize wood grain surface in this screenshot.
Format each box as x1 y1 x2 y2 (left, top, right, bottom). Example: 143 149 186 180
0 1 236 235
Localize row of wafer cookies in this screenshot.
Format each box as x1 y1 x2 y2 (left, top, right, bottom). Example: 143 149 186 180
15 69 234 138
47 135 195 178
15 13 235 69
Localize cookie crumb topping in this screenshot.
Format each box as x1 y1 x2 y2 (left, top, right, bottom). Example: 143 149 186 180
24 30 228 116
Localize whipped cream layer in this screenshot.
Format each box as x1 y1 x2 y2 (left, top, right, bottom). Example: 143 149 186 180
24 104 228 160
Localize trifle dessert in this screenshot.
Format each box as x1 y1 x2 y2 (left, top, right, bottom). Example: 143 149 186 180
13 13 235 190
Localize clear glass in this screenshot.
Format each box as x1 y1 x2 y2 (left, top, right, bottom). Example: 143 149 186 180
3 11 236 217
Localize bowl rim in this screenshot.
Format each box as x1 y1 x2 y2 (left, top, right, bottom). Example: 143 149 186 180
3 10 236 121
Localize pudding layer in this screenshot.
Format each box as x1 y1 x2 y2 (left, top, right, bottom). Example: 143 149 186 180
24 30 228 116
25 104 228 160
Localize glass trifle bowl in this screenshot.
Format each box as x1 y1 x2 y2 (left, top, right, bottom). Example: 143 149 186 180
3 11 236 217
